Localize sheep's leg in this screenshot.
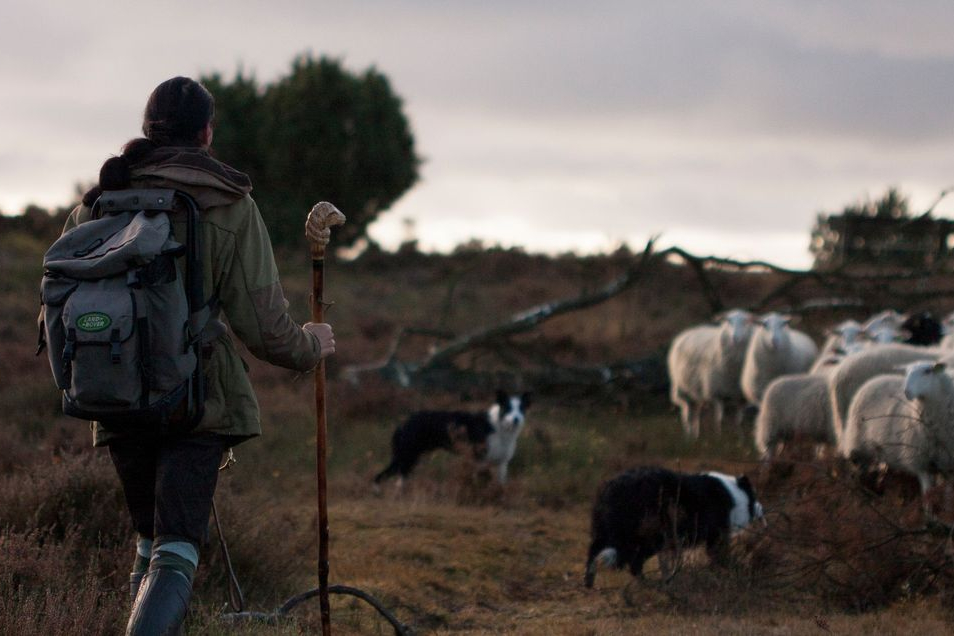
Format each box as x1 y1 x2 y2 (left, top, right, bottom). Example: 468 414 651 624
712 400 724 436
675 396 694 436
690 403 703 439
734 403 751 433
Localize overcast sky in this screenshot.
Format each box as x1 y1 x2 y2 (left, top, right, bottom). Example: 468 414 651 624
3 1 954 267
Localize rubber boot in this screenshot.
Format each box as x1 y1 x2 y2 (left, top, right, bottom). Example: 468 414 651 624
129 571 146 602
126 567 192 636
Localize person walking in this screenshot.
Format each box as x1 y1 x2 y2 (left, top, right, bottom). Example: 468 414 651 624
58 76 335 634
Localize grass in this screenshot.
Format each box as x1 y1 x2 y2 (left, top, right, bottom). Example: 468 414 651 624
3 233 954 634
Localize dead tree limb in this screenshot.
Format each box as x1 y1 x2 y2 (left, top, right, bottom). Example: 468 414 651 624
342 239 954 393
419 237 658 370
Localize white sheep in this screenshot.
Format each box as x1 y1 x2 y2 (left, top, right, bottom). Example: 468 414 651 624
667 309 754 438
862 309 906 344
827 343 941 444
740 312 818 407
754 372 836 461
809 319 864 375
839 361 954 495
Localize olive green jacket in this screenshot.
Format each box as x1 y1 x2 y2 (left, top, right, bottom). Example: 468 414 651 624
61 149 321 445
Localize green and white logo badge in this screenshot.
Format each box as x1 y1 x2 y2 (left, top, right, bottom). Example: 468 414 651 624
76 312 111 332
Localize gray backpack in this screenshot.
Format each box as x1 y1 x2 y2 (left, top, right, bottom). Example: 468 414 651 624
39 189 208 434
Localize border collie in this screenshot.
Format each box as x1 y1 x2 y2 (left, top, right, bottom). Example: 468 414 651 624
374 391 531 486
584 466 764 587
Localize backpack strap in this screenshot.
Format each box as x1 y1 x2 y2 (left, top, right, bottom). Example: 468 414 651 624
176 191 206 426
96 189 177 217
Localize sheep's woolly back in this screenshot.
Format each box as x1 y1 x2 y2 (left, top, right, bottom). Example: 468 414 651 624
740 323 818 406
827 344 940 443
840 370 954 491
667 319 751 403
668 325 722 402
840 375 913 464
755 373 834 456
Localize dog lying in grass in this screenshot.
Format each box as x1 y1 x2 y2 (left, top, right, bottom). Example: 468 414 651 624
374 391 531 487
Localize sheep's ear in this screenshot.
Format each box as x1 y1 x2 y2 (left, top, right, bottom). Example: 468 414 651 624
932 362 947 374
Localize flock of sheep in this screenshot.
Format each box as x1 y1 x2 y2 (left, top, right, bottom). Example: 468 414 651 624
668 308 954 496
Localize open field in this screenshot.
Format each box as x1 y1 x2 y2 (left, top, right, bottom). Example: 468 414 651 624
3 230 954 634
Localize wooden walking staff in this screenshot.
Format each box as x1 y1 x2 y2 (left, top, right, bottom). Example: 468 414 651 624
306 201 346 636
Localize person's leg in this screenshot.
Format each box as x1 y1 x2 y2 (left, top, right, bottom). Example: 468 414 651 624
127 434 225 636
108 437 158 601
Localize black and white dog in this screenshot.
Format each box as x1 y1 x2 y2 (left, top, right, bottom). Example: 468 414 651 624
374 391 531 486
584 466 764 587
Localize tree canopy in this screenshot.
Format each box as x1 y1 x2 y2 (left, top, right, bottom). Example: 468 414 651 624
202 54 420 248
838 186 910 219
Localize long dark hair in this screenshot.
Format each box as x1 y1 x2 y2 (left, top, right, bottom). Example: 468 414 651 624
85 77 215 204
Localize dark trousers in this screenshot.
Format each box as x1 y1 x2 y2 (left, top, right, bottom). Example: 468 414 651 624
108 433 227 548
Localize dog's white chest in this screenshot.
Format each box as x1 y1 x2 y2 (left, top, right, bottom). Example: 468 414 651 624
485 426 521 464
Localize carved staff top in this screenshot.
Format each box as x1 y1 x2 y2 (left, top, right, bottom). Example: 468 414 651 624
306 201 347 258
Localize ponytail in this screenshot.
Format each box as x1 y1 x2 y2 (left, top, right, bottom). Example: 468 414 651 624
85 77 214 205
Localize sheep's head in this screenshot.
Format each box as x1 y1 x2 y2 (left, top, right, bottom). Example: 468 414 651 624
832 319 863 346
757 312 791 350
717 308 754 348
903 361 948 401
863 309 905 343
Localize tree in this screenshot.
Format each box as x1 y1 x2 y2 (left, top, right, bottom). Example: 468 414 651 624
202 55 420 248
837 186 910 219
202 70 266 183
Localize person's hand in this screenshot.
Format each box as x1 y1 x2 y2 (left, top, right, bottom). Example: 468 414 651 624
303 322 335 359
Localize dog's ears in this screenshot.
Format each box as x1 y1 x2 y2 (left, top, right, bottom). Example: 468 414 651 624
737 474 752 490
520 392 532 409
495 390 509 406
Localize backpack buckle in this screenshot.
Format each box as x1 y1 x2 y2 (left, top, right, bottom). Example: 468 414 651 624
110 328 121 364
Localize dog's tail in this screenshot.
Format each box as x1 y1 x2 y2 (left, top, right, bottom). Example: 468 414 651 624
374 460 401 484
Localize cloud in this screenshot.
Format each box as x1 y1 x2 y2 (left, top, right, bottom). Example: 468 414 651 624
3 1 954 267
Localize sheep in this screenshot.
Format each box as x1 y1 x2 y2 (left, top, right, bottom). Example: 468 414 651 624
827 343 942 443
754 372 837 461
740 312 818 407
809 319 863 375
862 309 906 344
667 309 754 438
839 361 954 495
756 329 854 461
899 312 944 346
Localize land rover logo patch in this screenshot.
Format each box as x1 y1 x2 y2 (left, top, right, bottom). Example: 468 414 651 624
76 312 111 332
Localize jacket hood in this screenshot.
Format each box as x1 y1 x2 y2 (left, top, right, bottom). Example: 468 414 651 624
131 147 252 209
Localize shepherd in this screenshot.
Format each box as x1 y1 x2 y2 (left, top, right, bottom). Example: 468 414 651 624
42 76 337 635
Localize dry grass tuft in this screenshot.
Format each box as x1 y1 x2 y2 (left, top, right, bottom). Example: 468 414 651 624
744 459 954 612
